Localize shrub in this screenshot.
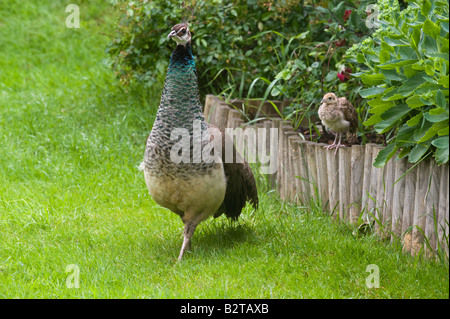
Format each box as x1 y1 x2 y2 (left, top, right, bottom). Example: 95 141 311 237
347 0 449 166
267 0 375 134
105 0 310 98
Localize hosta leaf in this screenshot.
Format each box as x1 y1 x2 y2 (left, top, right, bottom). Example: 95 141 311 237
374 104 411 133
363 114 382 126
437 36 449 53
380 68 406 81
396 123 418 145
382 87 406 101
406 113 423 126
373 143 398 167
423 109 449 123
435 89 448 110
408 142 430 163
383 36 409 47
437 126 449 136
360 87 385 98
437 75 449 88
432 136 449 164
406 95 426 108
361 73 386 85
423 19 441 39
421 0 431 17
397 72 428 97
378 59 418 70
432 136 450 148
379 49 391 64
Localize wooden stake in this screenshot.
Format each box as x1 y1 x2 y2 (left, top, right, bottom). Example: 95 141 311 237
391 157 406 239
401 161 417 255
338 147 352 221
315 143 330 212
326 147 339 219
349 145 365 225
412 160 431 256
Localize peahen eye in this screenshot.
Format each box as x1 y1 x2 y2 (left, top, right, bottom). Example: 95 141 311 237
179 29 186 35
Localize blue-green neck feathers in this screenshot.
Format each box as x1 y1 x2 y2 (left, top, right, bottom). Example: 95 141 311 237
156 43 205 129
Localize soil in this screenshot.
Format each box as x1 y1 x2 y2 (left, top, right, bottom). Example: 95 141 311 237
297 125 387 148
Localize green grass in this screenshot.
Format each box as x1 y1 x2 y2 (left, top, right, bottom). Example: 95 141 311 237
0 0 448 299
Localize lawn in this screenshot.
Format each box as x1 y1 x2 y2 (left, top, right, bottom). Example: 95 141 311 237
0 0 448 299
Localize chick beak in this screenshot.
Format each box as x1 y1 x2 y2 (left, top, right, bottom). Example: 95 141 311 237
167 30 177 38
321 99 325 103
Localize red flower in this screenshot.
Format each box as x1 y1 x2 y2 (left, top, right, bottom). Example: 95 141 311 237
343 9 352 22
335 39 347 47
337 67 352 82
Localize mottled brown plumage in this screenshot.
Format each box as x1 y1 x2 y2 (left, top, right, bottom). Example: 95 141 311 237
318 92 358 155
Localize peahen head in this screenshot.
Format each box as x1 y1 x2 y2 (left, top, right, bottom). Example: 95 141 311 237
167 23 191 46
321 92 338 105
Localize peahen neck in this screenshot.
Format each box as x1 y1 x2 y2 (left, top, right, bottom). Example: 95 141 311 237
154 43 206 132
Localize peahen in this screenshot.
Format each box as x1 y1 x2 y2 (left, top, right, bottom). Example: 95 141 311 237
140 22 258 261
318 92 358 155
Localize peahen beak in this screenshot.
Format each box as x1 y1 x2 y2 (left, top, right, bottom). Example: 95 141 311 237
167 30 177 38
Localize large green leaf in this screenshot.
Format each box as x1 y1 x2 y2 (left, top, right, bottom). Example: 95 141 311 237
421 0 432 17
374 104 411 133
397 72 428 97
423 19 441 39
406 95 426 108
360 87 385 98
408 142 430 163
378 59 418 70
432 136 449 164
423 108 449 123
373 143 398 167
361 73 386 85
436 89 448 110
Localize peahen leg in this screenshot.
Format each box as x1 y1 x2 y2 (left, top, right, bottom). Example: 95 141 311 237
325 132 339 150
178 220 198 261
334 132 343 156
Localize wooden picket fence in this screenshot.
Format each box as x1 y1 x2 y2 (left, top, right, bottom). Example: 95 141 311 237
204 95 449 258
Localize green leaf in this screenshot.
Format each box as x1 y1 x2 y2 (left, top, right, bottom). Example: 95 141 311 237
423 109 449 123
408 143 430 163
437 75 449 88
406 95 426 108
383 36 409 47
436 90 448 110
417 122 447 143
382 87 407 101
378 59 418 70
374 104 411 133
421 0 431 17
432 136 449 148
397 72 428 97
423 19 441 39
380 68 406 81
396 123 418 146
406 113 423 126
437 36 449 53
361 73 386 85
360 87 385 98
437 126 449 136
357 53 365 63
432 136 449 164
379 49 391 64
373 143 398 167
363 114 382 126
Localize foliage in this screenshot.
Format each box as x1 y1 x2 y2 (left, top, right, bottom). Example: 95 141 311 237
347 0 449 166
106 0 310 98
266 0 376 133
